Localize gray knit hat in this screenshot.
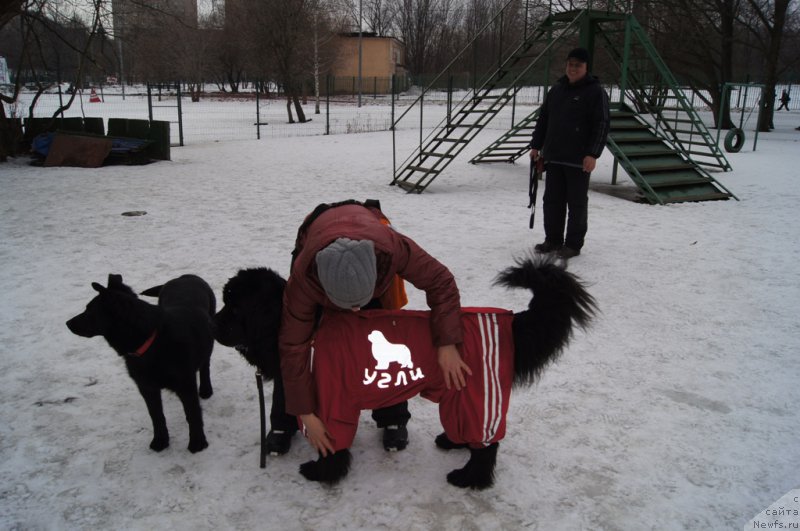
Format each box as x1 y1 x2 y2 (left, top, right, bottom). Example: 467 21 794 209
316 238 377 309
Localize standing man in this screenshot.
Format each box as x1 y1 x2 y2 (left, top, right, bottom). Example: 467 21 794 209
529 47 610 259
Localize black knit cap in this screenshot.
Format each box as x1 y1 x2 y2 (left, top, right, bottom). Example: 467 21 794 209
567 47 590 63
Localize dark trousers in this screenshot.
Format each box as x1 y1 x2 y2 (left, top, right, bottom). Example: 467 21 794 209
542 163 591 251
270 296 411 433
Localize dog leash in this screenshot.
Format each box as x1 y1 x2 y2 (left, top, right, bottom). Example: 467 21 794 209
528 156 544 229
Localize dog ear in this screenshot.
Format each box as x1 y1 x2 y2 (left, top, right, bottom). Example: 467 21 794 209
92 282 106 293
108 274 123 287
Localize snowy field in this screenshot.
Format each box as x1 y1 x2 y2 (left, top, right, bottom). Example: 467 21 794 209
0 107 798 530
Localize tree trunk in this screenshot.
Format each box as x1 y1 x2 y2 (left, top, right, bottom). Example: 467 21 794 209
189 83 201 102
718 0 735 130
756 0 789 132
293 94 307 123
286 95 295 123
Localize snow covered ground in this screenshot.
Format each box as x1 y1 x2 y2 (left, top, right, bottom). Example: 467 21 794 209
1 108 798 530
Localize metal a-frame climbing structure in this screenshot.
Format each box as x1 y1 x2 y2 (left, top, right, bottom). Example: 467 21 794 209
390 0 736 204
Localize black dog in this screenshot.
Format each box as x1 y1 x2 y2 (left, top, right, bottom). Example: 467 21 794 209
215 255 596 488
213 268 292 464
66 274 216 453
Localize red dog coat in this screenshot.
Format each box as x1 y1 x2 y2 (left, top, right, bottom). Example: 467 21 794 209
305 307 514 451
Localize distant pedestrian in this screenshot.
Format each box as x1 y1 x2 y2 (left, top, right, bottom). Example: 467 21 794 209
777 90 790 111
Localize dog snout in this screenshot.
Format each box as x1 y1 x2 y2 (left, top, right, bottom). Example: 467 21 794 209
66 314 95 338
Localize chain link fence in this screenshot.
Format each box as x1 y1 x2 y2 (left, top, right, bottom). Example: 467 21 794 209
3 76 551 146
3 76 795 147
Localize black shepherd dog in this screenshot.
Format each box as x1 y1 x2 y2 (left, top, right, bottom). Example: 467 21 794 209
214 255 597 489
66 274 216 453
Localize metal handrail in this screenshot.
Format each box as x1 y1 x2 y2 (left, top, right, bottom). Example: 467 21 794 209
392 0 522 127
392 14 584 179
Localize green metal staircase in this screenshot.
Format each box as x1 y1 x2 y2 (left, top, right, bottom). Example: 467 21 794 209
607 103 734 203
469 11 735 203
470 109 540 164
391 10 587 193
599 15 731 172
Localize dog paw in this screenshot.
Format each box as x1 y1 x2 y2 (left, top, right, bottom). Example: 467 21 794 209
299 450 351 485
446 466 494 490
150 437 170 452
446 444 498 489
299 460 323 482
198 386 213 399
435 432 469 451
188 437 209 453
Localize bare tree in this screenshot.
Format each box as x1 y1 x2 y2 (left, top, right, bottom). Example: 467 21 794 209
637 0 743 128
204 0 248 93
1 0 113 160
309 0 342 114
636 0 797 131
395 0 463 76
1 0 26 29
335 0 397 35
252 0 316 123
739 0 794 131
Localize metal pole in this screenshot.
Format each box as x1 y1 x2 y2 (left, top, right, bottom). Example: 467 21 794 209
391 74 396 181
147 84 153 122
326 75 331 135
256 84 261 140
358 0 363 108
511 82 517 127
118 37 125 100
419 92 424 151
391 74 395 129
176 83 184 147
447 74 453 127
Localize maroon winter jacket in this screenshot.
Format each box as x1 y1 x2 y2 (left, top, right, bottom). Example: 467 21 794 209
279 204 463 416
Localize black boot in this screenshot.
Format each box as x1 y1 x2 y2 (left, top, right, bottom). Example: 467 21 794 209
534 240 562 254
382 425 408 452
446 443 499 490
265 429 295 455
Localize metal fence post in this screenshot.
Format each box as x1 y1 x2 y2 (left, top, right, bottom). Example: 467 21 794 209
391 74 396 181
447 74 453 128
147 83 153 122
176 83 184 147
256 84 261 140
391 74 395 129
326 75 331 135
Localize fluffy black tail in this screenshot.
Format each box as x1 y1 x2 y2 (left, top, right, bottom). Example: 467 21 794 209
494 254 597 386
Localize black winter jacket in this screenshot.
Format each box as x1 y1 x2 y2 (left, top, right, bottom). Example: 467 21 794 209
530 74 610 167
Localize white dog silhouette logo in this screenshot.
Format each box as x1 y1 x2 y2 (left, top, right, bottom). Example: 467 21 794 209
367 330 414 370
